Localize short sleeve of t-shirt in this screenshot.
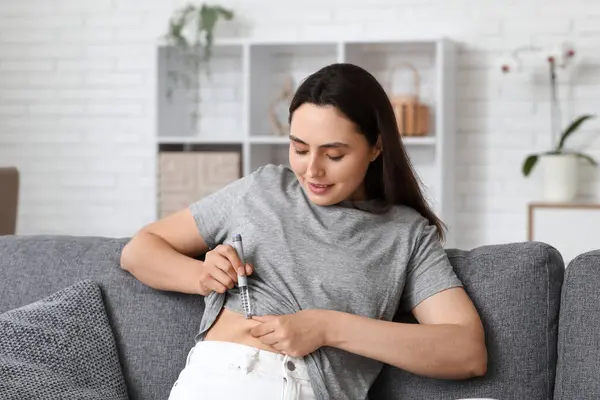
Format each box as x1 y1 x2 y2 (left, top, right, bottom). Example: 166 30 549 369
399 221 463 312
188 172 255 249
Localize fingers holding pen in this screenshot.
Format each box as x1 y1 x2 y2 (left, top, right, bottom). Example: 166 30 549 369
197 243 254 296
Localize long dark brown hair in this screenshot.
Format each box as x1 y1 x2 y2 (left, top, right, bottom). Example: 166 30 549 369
288 63 446 241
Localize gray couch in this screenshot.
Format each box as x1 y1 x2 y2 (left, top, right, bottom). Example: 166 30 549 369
0 235 597 400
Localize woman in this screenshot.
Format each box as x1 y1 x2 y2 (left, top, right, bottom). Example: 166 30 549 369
120 63 487 400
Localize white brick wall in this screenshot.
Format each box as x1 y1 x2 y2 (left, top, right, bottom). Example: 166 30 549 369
1 0 600 249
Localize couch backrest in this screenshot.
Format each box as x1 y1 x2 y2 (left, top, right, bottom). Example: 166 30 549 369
369 241 564 400
554 250 600 400
0 235 203 400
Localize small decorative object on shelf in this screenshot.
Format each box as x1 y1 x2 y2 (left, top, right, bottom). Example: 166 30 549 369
268 75 295 136
388 62 430 137
501 41 598 202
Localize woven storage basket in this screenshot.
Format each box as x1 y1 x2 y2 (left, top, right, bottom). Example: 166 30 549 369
388 62 430 137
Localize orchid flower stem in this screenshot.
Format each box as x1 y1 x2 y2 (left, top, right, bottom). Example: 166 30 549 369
550 61 558 151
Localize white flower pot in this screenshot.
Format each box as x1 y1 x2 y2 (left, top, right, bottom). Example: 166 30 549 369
539 153 578 202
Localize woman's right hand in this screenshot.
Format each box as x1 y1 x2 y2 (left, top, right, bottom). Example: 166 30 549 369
198 244 253 296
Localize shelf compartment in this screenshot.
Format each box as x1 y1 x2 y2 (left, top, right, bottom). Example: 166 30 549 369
157 44 244 141
344 41 437 139
249 43 338 138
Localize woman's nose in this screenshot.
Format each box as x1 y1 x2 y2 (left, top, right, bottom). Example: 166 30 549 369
306 155 325 178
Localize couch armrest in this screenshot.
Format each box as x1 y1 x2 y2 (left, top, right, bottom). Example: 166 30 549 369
555 250 600 399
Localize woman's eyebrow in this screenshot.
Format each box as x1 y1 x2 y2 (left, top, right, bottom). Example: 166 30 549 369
289 135 349 149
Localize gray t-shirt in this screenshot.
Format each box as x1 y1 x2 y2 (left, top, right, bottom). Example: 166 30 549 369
189 164 462 400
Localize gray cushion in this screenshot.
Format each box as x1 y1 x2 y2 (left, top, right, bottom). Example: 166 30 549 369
0 280 128 399
0 235 204 400
369 241 564 400
554 250 600 399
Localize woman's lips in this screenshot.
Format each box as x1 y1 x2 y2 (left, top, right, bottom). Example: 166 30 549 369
307 182 333 195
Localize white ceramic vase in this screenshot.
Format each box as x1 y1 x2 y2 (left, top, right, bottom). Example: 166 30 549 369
538 153 578 202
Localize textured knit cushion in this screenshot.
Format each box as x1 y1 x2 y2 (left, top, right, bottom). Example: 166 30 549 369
0 280 129 400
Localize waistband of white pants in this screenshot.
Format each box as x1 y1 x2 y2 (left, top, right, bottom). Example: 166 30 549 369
188 340 310 381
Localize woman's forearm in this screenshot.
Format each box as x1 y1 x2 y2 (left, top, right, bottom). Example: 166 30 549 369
120 231 205 295
321 310 487 379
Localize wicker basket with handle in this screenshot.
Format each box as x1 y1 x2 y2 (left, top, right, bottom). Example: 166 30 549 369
388 62 430 137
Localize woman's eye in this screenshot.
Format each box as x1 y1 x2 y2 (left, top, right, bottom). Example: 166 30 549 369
293 149 343 161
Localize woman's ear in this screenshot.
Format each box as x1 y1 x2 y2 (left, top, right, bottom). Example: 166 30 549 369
371 136 383 161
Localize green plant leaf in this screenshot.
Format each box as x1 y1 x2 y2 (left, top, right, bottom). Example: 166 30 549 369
216 6 234 20
523 154 538 176
574 152 598 166
556 114 596 151
522 154 539 176
200 5 218 32
165 4 196 48
199 5 233 60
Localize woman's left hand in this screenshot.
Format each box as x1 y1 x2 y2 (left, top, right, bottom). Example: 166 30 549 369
250 310 328 358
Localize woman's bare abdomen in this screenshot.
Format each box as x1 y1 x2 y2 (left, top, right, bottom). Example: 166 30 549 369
204 308 280 354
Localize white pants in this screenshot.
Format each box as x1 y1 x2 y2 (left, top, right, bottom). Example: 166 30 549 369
168 340 316 400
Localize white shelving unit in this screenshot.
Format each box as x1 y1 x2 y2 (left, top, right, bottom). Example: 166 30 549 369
156 37 457 246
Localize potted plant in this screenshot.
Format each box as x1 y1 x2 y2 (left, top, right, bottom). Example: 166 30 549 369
162 3 235 130
502 42 597 202
522 114 595 202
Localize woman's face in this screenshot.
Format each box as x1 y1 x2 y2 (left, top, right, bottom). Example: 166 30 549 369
288 103 381 206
